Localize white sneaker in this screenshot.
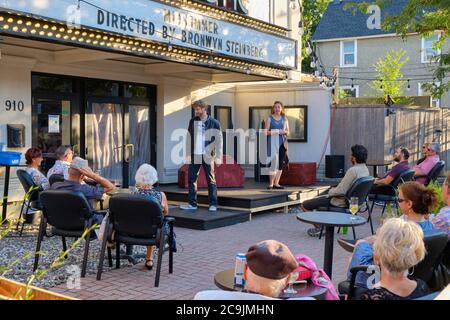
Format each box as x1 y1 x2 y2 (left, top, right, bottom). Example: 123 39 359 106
209 206 217 212
180 204 198 210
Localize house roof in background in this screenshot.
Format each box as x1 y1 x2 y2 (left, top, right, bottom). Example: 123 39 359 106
312 0 409 41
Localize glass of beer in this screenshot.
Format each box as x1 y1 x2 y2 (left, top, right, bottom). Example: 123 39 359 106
283 272 299 294
350 197 359 220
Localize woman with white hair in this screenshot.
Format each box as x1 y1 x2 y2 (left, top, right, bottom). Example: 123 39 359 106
133 164 169 270
360 218 429 300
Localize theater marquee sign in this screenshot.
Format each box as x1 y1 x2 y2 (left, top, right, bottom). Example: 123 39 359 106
0 0 296 69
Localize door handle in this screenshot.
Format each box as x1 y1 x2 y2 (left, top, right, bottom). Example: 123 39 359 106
124 144 135 163
73 144 79 156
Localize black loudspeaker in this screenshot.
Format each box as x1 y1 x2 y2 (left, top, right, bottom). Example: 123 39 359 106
7 124 25 148
325 155 345 178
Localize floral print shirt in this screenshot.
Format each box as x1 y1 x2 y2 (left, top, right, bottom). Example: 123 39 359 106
25 167 50 190
432 206 450 238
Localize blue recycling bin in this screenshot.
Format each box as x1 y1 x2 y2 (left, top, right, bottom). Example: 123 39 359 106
0 151 22 166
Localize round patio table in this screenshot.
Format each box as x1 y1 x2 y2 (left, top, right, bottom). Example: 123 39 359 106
214 269 327 300
297 212 366 279
366 160 392 178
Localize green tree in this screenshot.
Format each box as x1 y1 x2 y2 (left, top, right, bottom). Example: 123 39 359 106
302 0 333 73
370 49 410 99
346 0 450 98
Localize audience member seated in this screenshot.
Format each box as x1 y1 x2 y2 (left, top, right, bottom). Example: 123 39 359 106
373 147 410 186
432 171 450 238
302 144 370 237
414 142 440 184
132 164 176 270
46 145 73 180
417 143 430 166
51 157 114 224
194 240 302 300
24 147 50 190
346 181 437 288
359 218 429 300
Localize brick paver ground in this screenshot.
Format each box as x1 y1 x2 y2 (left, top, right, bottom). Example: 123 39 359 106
51 207 383 300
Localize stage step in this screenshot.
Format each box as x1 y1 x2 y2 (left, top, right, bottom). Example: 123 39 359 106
168 206 250 230
159 180 332 221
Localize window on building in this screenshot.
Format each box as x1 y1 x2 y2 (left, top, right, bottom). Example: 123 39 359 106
340 85 359 98
247 0 270 23
418 82 440 108
340 40 357 67
422 33 441 63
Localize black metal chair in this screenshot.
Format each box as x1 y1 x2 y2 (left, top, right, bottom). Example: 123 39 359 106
368 169 415 216
339 230 448 300
48 174 65 186
34 190 105 277
415 160 445 186
426 160 446 185
96 193 176 287
319 176 375 239
16 169 43 236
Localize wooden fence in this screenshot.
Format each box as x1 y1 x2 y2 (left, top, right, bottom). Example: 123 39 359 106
331 104 450 174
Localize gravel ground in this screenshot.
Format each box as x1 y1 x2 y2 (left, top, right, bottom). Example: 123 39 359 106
0 222 148 289
1 206 303 290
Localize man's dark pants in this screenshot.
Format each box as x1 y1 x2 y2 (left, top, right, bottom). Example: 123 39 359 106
188 156 218 207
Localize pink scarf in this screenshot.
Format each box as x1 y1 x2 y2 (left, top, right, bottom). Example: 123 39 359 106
295 253 340 300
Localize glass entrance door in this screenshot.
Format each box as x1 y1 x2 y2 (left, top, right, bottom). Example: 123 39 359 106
86 101 124 186
32 97 74 172
126 105 151 186
86 101 152 188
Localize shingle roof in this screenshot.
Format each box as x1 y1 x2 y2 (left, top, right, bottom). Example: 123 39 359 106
312 0 409 41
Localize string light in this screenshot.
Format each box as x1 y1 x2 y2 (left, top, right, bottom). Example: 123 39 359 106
290 0 297 10
0 9 291 79
407 80 411 89
305 41 313 55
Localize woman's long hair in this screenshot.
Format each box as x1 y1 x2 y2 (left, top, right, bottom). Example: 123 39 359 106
271 101 285 116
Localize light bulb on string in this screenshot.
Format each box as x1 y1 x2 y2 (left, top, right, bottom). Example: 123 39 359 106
351 78 354 88
305 42 313 55
310 60 316 69
407 80 410 89
290 0 297 10
298 21 304 35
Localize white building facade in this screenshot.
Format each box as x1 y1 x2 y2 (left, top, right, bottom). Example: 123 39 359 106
0 0 331 203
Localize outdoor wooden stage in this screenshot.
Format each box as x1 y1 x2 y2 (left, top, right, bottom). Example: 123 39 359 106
159 180 331 230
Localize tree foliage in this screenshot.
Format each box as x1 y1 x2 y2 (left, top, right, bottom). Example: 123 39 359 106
370 49 410 99
346 0 450 98
302 0 333 73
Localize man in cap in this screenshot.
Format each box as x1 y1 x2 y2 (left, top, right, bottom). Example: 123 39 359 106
194 240 308 300
51 157 114 223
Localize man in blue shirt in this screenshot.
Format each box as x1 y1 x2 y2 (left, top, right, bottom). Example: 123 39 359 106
51 157 115 224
